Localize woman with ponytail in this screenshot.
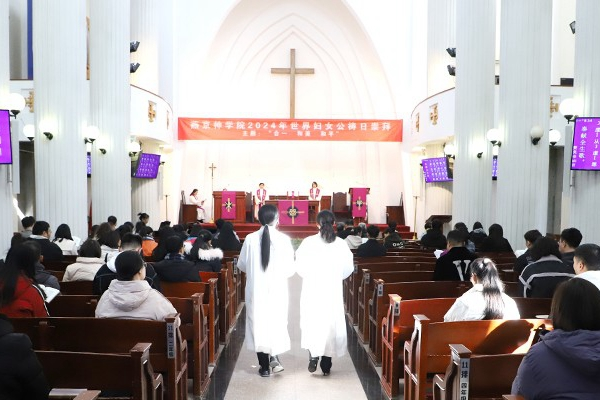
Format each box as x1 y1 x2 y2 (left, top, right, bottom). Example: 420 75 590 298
444 258 520 321
295 210 354 376
237 204 295 377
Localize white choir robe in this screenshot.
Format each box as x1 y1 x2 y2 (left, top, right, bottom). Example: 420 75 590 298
253 189 268 220
309 188 321 201
237 225 295 356
295 234 354 358
188 195 206 221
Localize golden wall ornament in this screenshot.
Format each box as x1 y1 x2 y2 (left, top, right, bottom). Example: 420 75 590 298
415 112 420 132
148 101 156 123
25 91 34 112
550 96 559 116
429 103 438 125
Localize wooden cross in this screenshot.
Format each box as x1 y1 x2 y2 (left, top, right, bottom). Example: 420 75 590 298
271 49 315 119
209 163 217 178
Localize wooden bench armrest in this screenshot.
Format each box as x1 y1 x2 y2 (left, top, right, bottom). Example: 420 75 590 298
432 374 445 400
503 396 525 400
49 390 101 400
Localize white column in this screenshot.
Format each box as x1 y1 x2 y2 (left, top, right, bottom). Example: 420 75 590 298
90 0 132 226
0 1 15 253
131 142 161 229
32 0 88 239
496 0 552 247
426 0 456 95
451 0 495 228
569 0 600 243
130 0 159 93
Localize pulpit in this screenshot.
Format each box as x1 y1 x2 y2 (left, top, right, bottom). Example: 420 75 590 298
213 191 247 224
350 187 370 224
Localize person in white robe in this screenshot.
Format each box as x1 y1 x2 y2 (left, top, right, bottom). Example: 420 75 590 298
188 188 206 222
253 182 268 221
295 209 354 375
237 204 295 377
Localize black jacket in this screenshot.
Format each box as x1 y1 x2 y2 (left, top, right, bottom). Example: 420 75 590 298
518 256 575 298
513 249 534 274
561 251 575 269
153 257 203 282
92 263 161 296
421 229 447 250
433 246 477 281
479 236 513 253
29 238 63 262
384 232 405 249
0 316 50 400
357 239 387 257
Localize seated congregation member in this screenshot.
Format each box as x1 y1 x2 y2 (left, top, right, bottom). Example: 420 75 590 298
558 227 582 269
511 278 600 398
189 230 223 272
513 229 543 274
420 219 447 250
52 223 79 256
153 236 202 282
0 314 50 399
134 212 150 234
572 243 600 290
212 218 225 240
444 258 520 322
384 227 405 249
478 223 513 253
27 241 60 291
296 210 354 376
183 224 202 255
95 251 176 321
356 225 387 257
519 236 574 298
335 222 349 239
98 230 121 263
107 215 118 230
92 233 160 296
433 230 477 281
468 221 487 249
211 221 242 252
140 226 158 258
20 216 35 239
62 239 104 282
93 221 112 241
420 221 432 240
0 244 48 318
344 226 364 250
28 221 63 262
453 222 475 252
150 226 177 262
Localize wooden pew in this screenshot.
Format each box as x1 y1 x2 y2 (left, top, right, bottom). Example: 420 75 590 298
12 316 187 400
357 270 434 343
42 256 77 272
368 280 472 365
38 343 163 400
432 344 525 400
45 293 211 398
59 280 93 295
403 316 550 400
380 296 551 398
49 390 101 400
503 396 525 400
161 280 221 365
200 267 239 345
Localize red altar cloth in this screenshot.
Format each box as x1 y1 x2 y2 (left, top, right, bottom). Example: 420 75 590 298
221 191 237 219
278 200 309 225
351 188 368 218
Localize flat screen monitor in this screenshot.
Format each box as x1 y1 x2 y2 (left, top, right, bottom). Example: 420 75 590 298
87 152 91 177
571 117 600 171
492 155 498 180
422 157 453 183
132 152 161 179
0 109 12 165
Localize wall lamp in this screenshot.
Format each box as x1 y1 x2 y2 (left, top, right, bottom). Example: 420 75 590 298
84 125 99 144
43 131 54 140
486 128 501 147
130 63 140 73
443 143 456 159
530 125 544 145
23 124 35 141
446 47 456 58
570 21 576 34
8 93 26 118
447 65 456 76
549 129 561 146
99 148 107 154
128 141 141 157
559 98 581 124
39 121 54 140
130 41 140 53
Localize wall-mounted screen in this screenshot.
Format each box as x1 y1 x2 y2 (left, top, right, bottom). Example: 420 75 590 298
571 117 600 171
422 157 453 183
492 155 498 180
87 152 91 177
0 110 13 165
132 152 161 179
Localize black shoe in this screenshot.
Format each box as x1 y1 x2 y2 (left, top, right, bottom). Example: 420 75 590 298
259 367 270 377
322 371 330 376
308 357 319 373
270 355 284 373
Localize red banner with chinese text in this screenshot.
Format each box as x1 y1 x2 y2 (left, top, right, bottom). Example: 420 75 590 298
351 188 368 218
278 200 309 225
221 191 236 220
178 118 402 142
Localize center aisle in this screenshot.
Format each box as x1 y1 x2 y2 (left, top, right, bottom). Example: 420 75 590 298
223 274 369 400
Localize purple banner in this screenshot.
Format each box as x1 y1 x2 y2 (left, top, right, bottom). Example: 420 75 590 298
0 110 12 165
221 191 236 220
571 117 600 170
278 200 309 225
351 188 368 218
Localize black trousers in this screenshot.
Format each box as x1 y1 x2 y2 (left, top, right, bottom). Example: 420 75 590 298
257 352 270 370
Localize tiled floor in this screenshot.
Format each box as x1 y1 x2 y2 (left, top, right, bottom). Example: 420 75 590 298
202 275 388 400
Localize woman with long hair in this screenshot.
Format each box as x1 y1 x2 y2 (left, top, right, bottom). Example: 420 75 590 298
135 212 150 234
189 230 223 272
479 223 513 253
188 189 206 223
444 258 520 321
295 210 354 375
211 221 242 252
237 204 295 377
52 223 78 255
0 243 48 318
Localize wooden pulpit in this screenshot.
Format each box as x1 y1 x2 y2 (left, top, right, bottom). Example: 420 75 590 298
213 191 247 224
